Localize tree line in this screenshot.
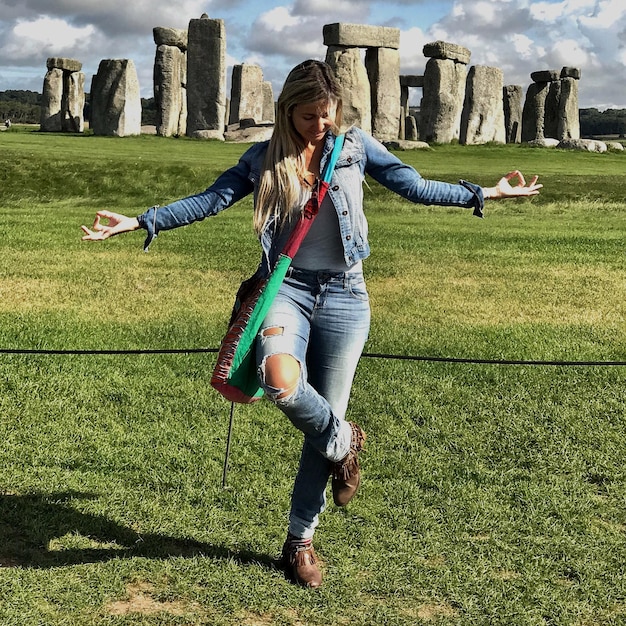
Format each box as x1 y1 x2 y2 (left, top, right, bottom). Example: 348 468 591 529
1 89 625 137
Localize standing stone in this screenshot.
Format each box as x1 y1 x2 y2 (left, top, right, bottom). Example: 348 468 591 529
543 79 562 139
365 47 401 141
40 57 85 133
420 58 467 143
154 44 186 136
262 81 275 123
64 72 85 133
326 46 371 134
557 72 580 140
503 85 523 143
400 75 423 140
420 41 470 144
405 115 418 141
90 59 142 136
229 64 264 125
460 65 505 145
521 80 550 142
40 68 64 132
186 16 226 140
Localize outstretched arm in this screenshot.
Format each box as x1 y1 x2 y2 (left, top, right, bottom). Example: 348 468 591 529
81 211 140 241
482 170 542 200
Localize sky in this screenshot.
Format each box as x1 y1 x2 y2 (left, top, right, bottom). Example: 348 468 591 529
0 0 625 110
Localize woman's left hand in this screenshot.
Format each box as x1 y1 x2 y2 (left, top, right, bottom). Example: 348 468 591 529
483 171 542 199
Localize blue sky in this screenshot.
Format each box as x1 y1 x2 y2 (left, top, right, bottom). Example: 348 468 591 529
0 0 625 109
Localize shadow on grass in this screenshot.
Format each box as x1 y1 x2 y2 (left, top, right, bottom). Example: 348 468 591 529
0 492 278 571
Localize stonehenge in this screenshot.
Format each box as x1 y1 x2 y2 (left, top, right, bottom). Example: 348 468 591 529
521 67 580 142
40 57 85 133
186 15 227 140
153 27 187 137
38 18 584 149
324 23 400 141
90 59 142 136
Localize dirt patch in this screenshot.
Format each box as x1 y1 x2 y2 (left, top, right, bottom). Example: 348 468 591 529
106 582 193 617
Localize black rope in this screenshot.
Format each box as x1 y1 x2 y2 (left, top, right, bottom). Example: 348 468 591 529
0 346 624 366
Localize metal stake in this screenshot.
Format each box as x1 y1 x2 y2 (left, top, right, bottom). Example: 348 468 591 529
221 402 236 488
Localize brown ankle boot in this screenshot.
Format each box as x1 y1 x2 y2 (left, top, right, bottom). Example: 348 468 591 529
281 534 322 588
331 422 366 507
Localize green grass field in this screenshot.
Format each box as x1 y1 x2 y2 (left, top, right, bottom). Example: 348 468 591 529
0 127 625 625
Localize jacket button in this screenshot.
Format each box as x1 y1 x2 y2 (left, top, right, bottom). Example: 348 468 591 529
342 210 348 215
333 185 339 191
346 235 352 241
347 157 352 163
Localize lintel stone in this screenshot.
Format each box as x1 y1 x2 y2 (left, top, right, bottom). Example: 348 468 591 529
560 66 581 79
401 75 424 88
323 23 400 49
530 69 560 82
46 57 82 72
422 41 470 64
153 27 188 50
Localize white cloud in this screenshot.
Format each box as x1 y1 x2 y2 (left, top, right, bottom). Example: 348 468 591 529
13 16 95 48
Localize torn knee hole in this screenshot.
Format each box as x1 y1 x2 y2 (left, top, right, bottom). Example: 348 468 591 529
261 326 284 337
262 353 300 398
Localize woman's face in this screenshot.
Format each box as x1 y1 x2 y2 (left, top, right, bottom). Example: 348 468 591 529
290 100 337 147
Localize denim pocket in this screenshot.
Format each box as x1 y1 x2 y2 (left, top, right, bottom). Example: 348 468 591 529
347 279 369 302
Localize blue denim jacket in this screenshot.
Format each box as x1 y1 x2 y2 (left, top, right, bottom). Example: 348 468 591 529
137 126 484 272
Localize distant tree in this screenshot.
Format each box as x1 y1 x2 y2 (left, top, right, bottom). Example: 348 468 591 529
141 97 156 126
580 108 626 137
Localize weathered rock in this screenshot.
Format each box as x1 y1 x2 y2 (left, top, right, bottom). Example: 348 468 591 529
63 71 85 132
325 46 371 134
526 137 559 147
90 59 142 137
557 138 607 152
154 44 186 137
229 64 264 125
366 46 401 141
557 76 580 140
423 41 471 64
419 57 466 143
543 80 561 139
262 81 275 123
560 66 581 79
404 115 418 141
153 27 188 50
400 75 424 88
521 81 549 142
606 141 624 151
224 123 274 143
460 65 505 145
323 23 400 49
503 85 523 143
186 17 227 139
382 139 430 150
40 68 64 132
46 57 82 72
531 69 560 82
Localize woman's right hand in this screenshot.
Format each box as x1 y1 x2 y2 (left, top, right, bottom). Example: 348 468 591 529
81 210 140 241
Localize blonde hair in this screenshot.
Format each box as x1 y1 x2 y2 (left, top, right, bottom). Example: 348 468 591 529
253 60 343 235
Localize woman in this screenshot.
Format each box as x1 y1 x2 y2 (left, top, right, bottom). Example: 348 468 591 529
82 59 541 588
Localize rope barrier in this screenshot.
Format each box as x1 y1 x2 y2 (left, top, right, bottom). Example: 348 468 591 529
0 346 624 366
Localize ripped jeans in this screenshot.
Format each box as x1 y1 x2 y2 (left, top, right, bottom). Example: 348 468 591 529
255 266 371 539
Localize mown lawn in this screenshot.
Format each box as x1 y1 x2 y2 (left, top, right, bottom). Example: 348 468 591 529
0 128 624 625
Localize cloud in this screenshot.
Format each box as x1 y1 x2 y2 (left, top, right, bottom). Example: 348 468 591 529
1 0 625 108
245 6 327 60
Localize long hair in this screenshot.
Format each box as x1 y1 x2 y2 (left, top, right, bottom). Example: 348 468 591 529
253 60 343 235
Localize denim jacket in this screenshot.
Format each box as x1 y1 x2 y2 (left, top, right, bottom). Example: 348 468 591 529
137 126 484 273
